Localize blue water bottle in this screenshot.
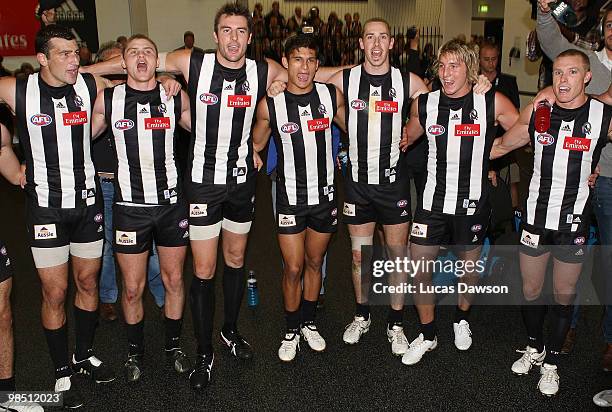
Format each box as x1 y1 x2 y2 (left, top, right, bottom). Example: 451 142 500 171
337 143 348 176
247 270 259 307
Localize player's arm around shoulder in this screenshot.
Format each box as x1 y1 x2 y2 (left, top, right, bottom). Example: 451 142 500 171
333 86 347 134
253 97 272 153
491 103 532 160
91 88 108 140
401 97 425 151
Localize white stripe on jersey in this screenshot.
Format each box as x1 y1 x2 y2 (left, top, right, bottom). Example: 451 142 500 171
573 99 603 228
348 66 361 183
527 133 544 227
273 93 297 205
161 88 178 204
235 59 259 185
192 54 215 183
467 93 487 216
389 68 404 184
443 107 463 214
53 96 76 208
112 85 132 202
316 83 335 200
545 119 575 229
75 75 95 206
422 90 440 212
297 103 320 204
26 74 49 207
366 84 382 185
137 101 158 204
214 78 236 184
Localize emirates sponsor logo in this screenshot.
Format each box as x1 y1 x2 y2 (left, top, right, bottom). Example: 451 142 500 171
307 118 330 132
115 119 134 130
227 94 252 108
144 117 171 130
428 124 445 136
563 137 591 152
455 124 480 137
374 101 398 113
30 114 52 126
62 111 88 126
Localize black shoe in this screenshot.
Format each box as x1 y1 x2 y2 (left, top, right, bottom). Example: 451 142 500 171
189 353 214 391
72 354 115 383
220 330 253 360
54 376 84 409
166 348 192 374
124 354 144 382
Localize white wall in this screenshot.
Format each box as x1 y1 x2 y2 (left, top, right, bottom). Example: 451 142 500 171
471 19 485 36
501 0 539 107
95 0 131 44
441 0 472 41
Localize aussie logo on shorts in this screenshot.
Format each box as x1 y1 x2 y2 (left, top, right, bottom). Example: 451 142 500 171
34 224 57 240
116 231 137 246
410 223 427 238
190 204 207 217
278 214 296 227
343 203 356 217
520 230 539 248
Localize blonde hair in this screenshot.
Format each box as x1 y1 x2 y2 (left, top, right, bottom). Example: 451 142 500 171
433 39 479 85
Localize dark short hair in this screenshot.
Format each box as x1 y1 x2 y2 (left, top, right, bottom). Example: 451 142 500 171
123 34 158 57
479 40 500 54
214 2 253 34
284 34 319 59
362 17 390 38
556 49 590 71
35 25 76 56
184 31 194 40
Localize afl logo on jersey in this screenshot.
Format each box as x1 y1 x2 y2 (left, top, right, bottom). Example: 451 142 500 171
537 133 554 146
281 122 300 134
115 119 134 130
199 93 219 105
30 114 52 126
350 99 366 111
428 124 445 136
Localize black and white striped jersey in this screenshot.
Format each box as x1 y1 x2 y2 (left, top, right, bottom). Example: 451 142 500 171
105 83 182 206
187 50 268 186
15 73 97 208
526 97 612 231
418 88 497 215
342 65 410 185
268 82 337 206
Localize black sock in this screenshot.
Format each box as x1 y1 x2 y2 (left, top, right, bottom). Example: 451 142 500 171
74 306 98 361
222 265 245 334
0 377 15 391
126 320 144 356
454 306 471 323
356 302 370 319
420 321 436 341
43 324 71 379
521 296 547 353
387 307 403 328
544 304 573 365
190 276 215 355
164 317 183 351
285 309 300 332
301 299 317 324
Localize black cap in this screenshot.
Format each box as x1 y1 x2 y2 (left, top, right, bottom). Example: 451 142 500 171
36 0 64 16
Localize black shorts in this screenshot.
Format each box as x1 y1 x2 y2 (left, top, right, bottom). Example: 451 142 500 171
342 177 411 225
0 241 13 283
113 202 189 254
519 221 588 264
410 208 490 251
186 178 256 226
277 201 338 235
26 201 104 248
